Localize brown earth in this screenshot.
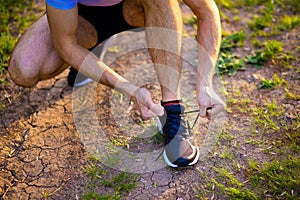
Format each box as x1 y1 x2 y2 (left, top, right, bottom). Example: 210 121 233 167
1 2 299 200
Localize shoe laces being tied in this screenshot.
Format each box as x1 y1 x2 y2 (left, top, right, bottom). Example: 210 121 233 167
161 105 200 145
159 105 200 164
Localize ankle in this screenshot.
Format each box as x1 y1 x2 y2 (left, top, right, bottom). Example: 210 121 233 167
161 99 182 107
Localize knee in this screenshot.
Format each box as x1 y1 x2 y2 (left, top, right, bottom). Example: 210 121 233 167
8 57 39 87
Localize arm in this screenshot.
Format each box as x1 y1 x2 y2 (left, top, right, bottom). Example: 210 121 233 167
183 0 225 118
46 4 138 96
46 4 163 118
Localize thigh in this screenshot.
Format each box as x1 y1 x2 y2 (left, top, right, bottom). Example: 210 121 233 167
123 0 145 28
10 13 98 81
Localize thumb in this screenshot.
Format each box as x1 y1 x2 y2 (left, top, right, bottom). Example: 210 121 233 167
200 106 208 117
211 103 225 118
150 103 164 117
143 97 164 117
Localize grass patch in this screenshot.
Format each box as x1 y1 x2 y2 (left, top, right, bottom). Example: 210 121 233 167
220 30 246 51
278 0 300 13
101 172 139 196
249 156 300 198
216 31 246 76
83 164 106 181
264 40 283 59
279 15 300 31
258 74 286 90
285 88 300 101
251 101 285 131
216 53 245 76
83 162 139 200
246 51 268 68
248 1 274 31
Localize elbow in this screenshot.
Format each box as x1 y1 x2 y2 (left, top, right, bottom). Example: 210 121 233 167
52 39 78 68
52 39 85 71
52 39 71 61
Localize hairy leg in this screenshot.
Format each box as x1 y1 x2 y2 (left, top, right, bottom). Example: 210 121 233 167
123 0 183 101
9 14 97 87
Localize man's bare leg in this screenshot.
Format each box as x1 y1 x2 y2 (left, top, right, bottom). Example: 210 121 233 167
9 14 97 87
123 0 183 101
123 0 199 167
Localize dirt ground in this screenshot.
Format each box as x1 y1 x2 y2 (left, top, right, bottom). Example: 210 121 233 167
1 2 299 200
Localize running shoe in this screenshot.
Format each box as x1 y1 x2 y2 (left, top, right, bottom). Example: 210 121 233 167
158 103 200 167
67 67 93 87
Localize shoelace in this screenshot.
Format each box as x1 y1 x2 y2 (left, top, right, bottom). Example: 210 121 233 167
156 109 202 161
182 109 201 131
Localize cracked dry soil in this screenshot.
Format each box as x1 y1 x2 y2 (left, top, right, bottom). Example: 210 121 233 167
0 46 208 199
1 2 300 200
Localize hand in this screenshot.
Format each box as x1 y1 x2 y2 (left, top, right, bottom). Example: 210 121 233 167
131 87 164 120
197 86 226 120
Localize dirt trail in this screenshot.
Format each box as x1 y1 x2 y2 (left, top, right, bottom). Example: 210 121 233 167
0 49 206 199
1 2 299 200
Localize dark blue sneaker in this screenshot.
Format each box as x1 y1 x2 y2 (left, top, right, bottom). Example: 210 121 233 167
158 104 200 168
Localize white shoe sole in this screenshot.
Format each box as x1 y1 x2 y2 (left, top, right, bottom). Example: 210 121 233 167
73 78 93 87
163 146 200 168
158 119 200 167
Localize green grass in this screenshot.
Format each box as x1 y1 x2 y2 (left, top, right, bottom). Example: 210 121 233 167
285 88 300 101
215 0 264 9
245 51 268 68
258 74 286 90
279 15 300 31
83 164 106 181
198 155 300 199
264 40 283 58
216 31 246 76
248 1 274 32
82 161 139 200
220 30 246 51
216 31 290 76
101 172 139 196
251 101 285 131
212 177 258 200
249 156 300 198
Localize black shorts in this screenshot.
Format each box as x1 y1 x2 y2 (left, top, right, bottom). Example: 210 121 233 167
78 1 136 49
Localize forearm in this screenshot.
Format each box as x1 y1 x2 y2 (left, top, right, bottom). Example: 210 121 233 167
46 4 138 97
58 43 138 96
195 2 221 88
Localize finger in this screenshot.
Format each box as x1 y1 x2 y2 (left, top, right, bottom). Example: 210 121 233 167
142 96 164 116
145 105 163 118
140 103 163 119
150 103 164 116
141 115 150 120
200 106 209 117
141 109 157 120
206 107 212 120
211 104 225 118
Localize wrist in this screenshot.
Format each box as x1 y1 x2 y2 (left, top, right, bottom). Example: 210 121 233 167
114 79 139 98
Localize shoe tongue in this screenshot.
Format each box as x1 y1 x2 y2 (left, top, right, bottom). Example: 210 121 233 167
164 104 185 114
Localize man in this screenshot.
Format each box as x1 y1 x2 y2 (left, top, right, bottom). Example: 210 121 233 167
9 0 225 167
